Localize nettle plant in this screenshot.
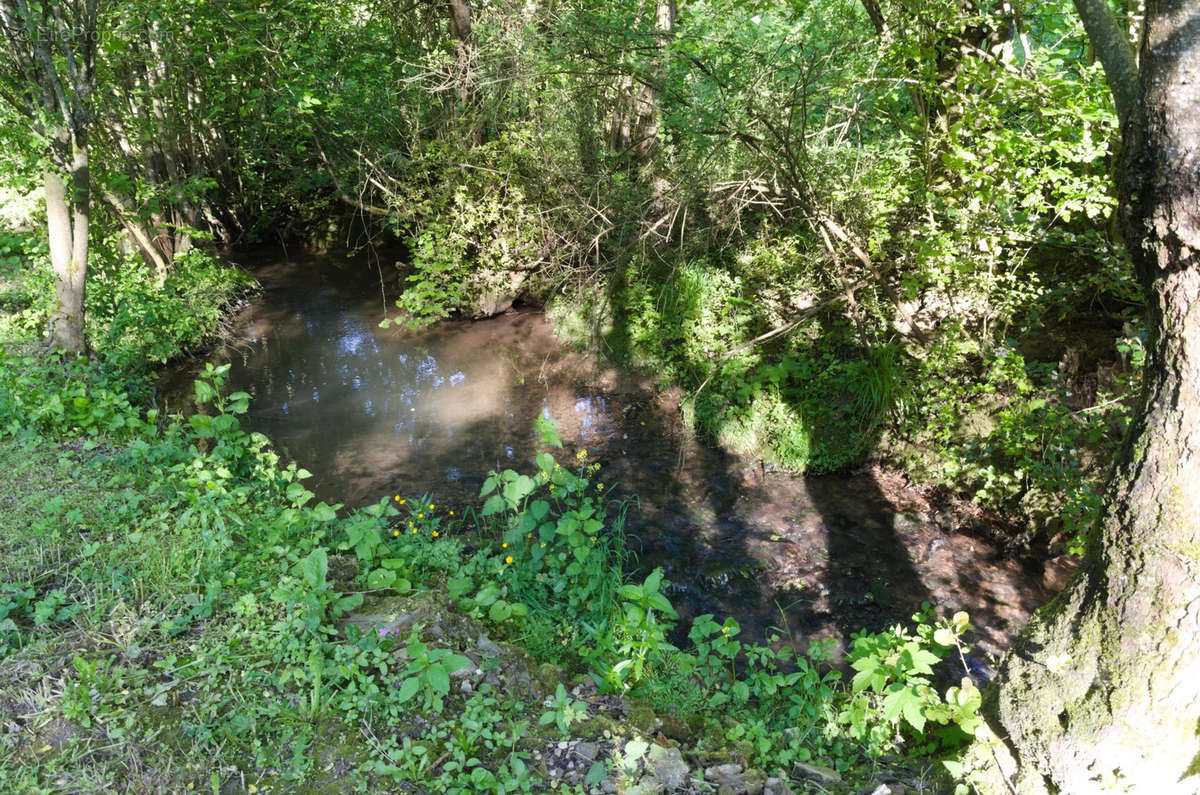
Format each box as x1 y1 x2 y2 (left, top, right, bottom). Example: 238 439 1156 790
479 417 628 643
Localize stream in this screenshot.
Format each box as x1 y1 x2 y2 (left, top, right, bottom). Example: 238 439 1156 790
163 249 1057 665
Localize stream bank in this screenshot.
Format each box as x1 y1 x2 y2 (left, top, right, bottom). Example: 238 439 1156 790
163 247 1060 661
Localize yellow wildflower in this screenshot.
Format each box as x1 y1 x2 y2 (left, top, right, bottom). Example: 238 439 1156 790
432 531 440 538
505 555 514 564
392 530 399 537
502 542 508 549
418 513 424 519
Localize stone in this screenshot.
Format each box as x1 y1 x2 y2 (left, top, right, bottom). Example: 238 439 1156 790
575 742 599 762
659 714 693 743
891 512 924 534
740 768 766 794
476 633 502 658
793 762 842 787
863 785 905 795
706 763 748 794
647 744 689 790
764 777 795 795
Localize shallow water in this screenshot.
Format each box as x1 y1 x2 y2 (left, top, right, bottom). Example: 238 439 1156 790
164 249 1055 661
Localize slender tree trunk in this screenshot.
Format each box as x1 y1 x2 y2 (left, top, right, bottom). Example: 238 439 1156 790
44 129 87 354
978 1 1200 791
632 0 674 161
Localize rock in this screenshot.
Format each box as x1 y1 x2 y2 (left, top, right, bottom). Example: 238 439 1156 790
862 785 906 795
705 763 753 794
647 745 689 790
625 699 661 733
575 742 599 762
659 714 693 743
892 512 924 534
793 762 842 787
624 781 665 795
476 633 502 658
764 777 794 795
459 679 473 694
741 769 766 794
342 595 422 637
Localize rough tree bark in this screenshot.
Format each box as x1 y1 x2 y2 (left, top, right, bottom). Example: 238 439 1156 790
977 0 1200 792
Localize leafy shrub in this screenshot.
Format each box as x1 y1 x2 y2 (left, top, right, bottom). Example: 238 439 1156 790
87 248 253 375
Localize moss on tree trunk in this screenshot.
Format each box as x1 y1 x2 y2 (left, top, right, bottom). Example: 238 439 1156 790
974 0 1200 791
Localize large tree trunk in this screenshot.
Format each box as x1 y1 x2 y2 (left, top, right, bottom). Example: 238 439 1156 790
980 1 1200 791
44 129 88 354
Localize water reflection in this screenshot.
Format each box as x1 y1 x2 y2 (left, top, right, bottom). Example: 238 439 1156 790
163 250 1050 659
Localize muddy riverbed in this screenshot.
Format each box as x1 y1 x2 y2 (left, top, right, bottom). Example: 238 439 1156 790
163 249 1063 667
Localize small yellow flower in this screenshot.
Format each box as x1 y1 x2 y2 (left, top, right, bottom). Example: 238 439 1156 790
502 542 508 549
408 521 414 528
418 513 424 519
392 530 399 537
411 527 418 534
526 533 532 539
540 542 546 548
429 504 435 510
505 555 513 564
399 498 406 505
449 510 454 516
432 531 440 538
393 495 400 501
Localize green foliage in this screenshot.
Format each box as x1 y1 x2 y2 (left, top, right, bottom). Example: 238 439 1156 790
476 442 629 658
392 627 473 714
86 248 253 376
538 683 589 736
842 608 981 754
381 140 546 326
0 347 147 439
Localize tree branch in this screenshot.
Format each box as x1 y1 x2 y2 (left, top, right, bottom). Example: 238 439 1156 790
1073 0 1139 130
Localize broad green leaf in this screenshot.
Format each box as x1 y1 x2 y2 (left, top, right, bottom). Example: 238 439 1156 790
482 495 507 516
311 502 338 522
367 568 396 589
302 548 328 590
428 665 450 694
396 677 419 703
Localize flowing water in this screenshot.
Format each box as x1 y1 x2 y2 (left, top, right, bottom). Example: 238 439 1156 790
164 249 1057 665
